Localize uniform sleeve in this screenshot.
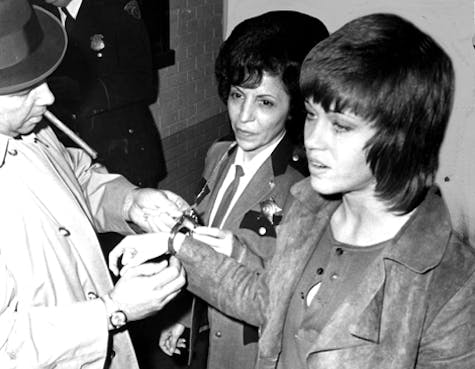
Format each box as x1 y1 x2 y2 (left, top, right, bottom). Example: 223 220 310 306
0 257 110 368
66 146 137 234
177 237 268 327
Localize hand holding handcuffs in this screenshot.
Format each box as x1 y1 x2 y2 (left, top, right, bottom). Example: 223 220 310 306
167 207 201 255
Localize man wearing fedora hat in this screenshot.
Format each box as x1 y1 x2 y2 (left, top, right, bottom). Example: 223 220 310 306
0 1 186 368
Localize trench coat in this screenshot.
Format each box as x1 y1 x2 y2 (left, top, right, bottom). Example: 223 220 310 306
0 124 139 369
184 135 307 369
177 178 475 369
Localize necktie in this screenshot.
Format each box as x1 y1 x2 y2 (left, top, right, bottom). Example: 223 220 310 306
61 7 75 34
211 164 244 228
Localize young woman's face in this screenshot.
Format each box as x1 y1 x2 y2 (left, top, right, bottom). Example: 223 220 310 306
227 72 290 160
304 98 377 197
0 83 54 137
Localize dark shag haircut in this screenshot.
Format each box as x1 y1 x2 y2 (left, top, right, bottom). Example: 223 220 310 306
215 11 328 144
300 13 455 214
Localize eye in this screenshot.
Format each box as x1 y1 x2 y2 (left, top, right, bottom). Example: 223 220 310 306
305 109 318 120
332 120 351 133
259 99 274 107
229 90 243 100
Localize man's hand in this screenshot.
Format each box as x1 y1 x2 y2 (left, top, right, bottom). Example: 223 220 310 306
123 188 189 232
192 227 234 257
109 233 170 276
159 323 186 356
109 256 186 322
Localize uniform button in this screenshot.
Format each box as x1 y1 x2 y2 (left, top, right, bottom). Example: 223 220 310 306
97 52 103 58
444 176 450 182
316 267 324 275
330 273 339 281
292 154 299 162
258 227 267 236
87 291 98 300
300 291 305 299
128 128 134 134
335 247 344 255
8 149 17 156
58 227 70 237
215 331 222 338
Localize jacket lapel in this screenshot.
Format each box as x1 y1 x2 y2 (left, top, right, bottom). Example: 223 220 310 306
223 159 273 228
223 135 294 228
306 188 452 354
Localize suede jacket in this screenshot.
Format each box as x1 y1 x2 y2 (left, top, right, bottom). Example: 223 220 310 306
179 178 475 369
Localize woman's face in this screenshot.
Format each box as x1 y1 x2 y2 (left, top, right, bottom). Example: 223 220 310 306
227 72 290 160
304 98 377 197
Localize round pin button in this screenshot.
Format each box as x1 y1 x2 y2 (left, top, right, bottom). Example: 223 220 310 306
258 227 267 236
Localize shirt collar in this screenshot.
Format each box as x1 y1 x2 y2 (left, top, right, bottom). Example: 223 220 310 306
65 0 82 19
234 132 285 174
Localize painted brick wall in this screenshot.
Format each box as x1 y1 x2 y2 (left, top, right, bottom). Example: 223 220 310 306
152 0 226 138
149 0 230 202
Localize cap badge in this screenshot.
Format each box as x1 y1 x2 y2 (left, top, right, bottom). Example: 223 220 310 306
90 34 105 51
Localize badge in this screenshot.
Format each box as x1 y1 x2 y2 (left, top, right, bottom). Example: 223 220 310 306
260 197 282 225
124 0 142 19
90 34 105 52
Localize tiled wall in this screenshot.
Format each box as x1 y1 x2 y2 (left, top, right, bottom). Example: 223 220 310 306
150 0 229 199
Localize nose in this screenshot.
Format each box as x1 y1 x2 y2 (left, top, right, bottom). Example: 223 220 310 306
304 116 330 151
238 98 255 123
32 83 55 107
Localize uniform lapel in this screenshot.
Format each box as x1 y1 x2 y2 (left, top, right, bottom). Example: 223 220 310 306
199 145 236 226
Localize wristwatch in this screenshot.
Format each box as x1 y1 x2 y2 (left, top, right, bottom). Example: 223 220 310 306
101 294 128 331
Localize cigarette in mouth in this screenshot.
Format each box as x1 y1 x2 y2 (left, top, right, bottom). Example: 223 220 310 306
44 110 98 159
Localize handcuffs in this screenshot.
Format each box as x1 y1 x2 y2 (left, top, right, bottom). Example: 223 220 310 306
168 208 201 255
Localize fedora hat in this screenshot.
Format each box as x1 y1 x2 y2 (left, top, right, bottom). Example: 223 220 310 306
0 0 66 94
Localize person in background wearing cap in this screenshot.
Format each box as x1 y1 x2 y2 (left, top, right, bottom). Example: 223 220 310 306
30 0 166 190
111 13 475 369
0 1 186 368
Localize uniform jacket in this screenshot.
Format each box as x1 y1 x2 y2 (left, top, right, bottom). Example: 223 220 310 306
33 0 165 187
179 178 475 369
188 135 307 369
0 124 139 369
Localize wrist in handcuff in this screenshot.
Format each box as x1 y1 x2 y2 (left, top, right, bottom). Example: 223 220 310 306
168 209 200 255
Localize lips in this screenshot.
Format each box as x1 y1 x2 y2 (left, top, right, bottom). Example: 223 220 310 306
308 158 329 169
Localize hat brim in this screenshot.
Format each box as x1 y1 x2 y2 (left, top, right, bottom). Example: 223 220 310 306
0 6 67 95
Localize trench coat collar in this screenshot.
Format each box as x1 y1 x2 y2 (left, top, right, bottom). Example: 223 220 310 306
288 181 451 352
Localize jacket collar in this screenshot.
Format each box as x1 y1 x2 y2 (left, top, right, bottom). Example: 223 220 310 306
285 181 453 355
291 180 450 273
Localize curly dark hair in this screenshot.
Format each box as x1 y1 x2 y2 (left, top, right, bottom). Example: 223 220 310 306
215 11 328 144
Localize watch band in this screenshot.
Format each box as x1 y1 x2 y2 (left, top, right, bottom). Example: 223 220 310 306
100 294 128 331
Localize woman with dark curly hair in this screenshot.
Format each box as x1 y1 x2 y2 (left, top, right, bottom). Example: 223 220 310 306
155 11 328 369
